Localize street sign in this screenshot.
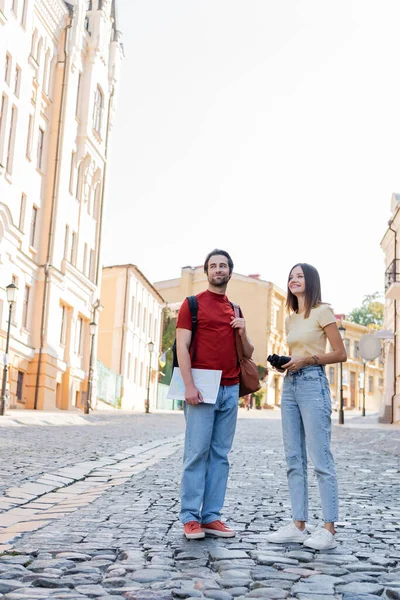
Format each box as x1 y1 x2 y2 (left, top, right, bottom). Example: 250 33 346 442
359 334 381 361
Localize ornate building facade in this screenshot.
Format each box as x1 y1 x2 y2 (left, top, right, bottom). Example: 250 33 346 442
0 0 123 409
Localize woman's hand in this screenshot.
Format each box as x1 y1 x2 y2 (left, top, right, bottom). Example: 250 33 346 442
282 356 313 372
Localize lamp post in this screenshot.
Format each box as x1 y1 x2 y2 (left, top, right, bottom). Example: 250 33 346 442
145 341 154 414
362 358 366 417
338 321 346 425
1 283 18 416
84 321 97 415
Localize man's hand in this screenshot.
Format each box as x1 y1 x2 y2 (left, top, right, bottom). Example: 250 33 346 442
185 384 204 405
230 316 246 337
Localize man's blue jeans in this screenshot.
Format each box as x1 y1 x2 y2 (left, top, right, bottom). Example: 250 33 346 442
281 366 338 522
180 384 239 525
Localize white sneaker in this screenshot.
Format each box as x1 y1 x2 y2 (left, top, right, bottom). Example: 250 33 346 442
303 527 337 550
265 521 310 543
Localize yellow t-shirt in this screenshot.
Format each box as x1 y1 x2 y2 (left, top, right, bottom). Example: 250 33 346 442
285 304 336 358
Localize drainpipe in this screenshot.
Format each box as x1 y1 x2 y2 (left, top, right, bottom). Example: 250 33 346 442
388 221 397 424
34 17 72 410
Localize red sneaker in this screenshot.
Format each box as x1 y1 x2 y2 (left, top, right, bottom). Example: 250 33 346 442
201 520 236 537
183 521 205 540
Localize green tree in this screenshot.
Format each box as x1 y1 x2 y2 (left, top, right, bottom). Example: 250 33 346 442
160 308 177 385
347 293 384 329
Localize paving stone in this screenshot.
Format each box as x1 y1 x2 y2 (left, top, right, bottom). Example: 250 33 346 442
210 550 249 561
337 582 385 594
245 589 289 599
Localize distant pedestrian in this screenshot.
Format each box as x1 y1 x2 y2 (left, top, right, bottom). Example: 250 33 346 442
266 263 346 550
176 249 254 540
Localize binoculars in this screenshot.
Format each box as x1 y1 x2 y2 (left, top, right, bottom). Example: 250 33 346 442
267 354 291 370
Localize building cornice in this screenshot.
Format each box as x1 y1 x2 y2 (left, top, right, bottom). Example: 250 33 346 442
35 0 69 39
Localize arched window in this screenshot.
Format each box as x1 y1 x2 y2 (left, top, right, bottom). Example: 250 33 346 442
93 85 103 135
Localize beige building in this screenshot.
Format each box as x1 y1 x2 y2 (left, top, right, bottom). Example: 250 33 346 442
98 265 165 411
328 318 384 413
154 266 288 406
380 193 400 423
0 0 123 410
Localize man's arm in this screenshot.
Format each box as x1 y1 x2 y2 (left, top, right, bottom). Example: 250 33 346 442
176 328 203 405
230 316 254 358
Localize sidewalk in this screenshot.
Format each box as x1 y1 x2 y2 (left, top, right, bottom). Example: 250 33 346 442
0 406 399 430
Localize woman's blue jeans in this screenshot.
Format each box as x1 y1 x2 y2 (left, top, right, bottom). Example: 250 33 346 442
180 384 239 525
281 365 338 522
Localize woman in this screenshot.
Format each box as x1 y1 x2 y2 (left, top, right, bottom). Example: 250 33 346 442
266 263 346 550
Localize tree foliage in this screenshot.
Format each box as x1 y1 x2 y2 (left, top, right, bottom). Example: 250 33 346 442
160 308 177 385
347 293 384 329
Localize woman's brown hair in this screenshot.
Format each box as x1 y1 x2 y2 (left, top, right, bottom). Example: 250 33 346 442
286 263 322 318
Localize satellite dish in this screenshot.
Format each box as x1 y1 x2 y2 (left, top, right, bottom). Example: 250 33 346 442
359 334 381 361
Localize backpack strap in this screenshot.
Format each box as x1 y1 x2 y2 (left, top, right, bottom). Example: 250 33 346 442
230 302 244 362
172 295 199 368
187 295 198 361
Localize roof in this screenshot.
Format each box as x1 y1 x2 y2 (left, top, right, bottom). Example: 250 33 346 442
103 264 165 303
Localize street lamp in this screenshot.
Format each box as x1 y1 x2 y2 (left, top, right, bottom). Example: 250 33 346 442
338 321 346 425
362 358 367 417
1 283 18 416
84 320 97 415
145 341 154 414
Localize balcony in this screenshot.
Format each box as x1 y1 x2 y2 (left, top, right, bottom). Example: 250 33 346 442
385 259 400 299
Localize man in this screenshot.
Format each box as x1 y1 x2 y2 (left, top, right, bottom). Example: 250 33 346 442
176 249 254 540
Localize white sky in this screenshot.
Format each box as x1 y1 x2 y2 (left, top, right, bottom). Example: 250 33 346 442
103 0 399 314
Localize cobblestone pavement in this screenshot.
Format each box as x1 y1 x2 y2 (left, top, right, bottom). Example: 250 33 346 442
0 412 398 600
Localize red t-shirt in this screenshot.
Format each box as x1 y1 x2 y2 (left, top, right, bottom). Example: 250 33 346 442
176 289 240 386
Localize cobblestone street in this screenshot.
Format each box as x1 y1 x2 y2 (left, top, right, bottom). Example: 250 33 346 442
0 411 398 600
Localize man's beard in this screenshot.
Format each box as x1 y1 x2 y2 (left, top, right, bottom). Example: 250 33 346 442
208 275 229 287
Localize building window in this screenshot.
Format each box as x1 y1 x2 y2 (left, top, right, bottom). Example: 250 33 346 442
30 206 38 247
4 54 11 85
89 249 95 282
60 305 67 345
353 342 359 359
137 302 141 328
344 339 350 355
37 127 44 170
143 307 147 333
14 66 21 97
6 105 17 175
16 371 24 403
11 0 18 17
26 114 34 158
127 352 131 380
69 152 75 193
379 378 384 388
0 94 6 145
21 0 28 26
76 73 82 118
70 231 76 265
43 51 50 95
19 193 26 231
76 317 84 355
63 225 69 259
154 318 158 341
149 314 152 339
130 296 135 322
83 243 88 276
134 358 138 383
93 85 103 134
22 285 30 329
140 361 143 386
329 367 335 385
368 376 374 393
